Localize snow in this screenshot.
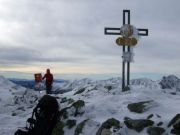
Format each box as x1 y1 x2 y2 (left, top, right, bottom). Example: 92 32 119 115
0 76 41 135
0 75 180 134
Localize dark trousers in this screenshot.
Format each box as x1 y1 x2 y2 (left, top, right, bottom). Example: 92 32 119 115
46 85 52 94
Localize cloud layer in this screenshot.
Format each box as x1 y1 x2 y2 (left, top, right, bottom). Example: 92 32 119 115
0 0 180 76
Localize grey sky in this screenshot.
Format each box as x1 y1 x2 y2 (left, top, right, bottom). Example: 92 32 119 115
0 0 180 78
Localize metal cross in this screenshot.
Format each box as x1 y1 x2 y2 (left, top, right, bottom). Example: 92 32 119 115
104 10 148 91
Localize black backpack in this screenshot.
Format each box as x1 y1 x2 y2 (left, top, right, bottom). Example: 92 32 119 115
15 95 59 135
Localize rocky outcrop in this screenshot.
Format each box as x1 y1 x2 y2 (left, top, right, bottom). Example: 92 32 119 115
96 118 121 135
168 114 180 134
168 114 180 127
74 88 86 95
124 118 154 132
131 78 159 89
75 119 89 135
51 121 65 135
147 126 165 135
60 97 74 104
104 85 113 91
159 75 180 91
66 119 76 129
59 100 85 119
127 100 155 113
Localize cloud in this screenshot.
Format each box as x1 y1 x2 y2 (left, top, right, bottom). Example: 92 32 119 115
0 0 180 76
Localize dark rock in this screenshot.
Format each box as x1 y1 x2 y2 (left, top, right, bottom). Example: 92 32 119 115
127 100 154 113
71 100 85 116
124 117 131 121
171 129 180 134
54 89 72 94
100 129 111 135
147 114 154 119
168 114 180 127
96 118 120 135
67 98 75 104
123 86 130 92
59 100 85 119
168 114 180 134
12 112 17 116
101 118 120 129
66 119 76 129
59 107 69 119
124 119 154 132
156 114 161 118
159 75 180 90
173 121 180 130
60 97 68 103
104 85 113 91
17 106 25 111
51 121 65 135
147 126 165 135
60 97 74 104
157 122 163 126
170 92 177 95
74 88 86 95
75 119 89 135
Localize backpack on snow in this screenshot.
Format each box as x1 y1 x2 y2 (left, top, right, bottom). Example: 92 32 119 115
14 95 59 135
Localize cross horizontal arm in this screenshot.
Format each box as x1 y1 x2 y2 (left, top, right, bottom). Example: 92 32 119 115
104 27 121 35
138 29 148 36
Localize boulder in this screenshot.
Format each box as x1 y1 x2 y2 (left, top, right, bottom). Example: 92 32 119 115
157 122 163 126
75 119 89 135
127 100 154 113
59 100 85 119
147 126 165 135
168 114 180 127
171 129 180 135
159 75 180 90
101 128 111 135
71 100 85 116
169 116 180 135
124 119 154 132
147 114 154 119
74 88 86 95
173 121 180 129
104 85 113 91
51 121 65 135
66 119 76 129
96 118 121 135
123 86 130 92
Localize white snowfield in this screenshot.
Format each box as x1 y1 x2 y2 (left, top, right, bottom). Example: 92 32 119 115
0 76 180 135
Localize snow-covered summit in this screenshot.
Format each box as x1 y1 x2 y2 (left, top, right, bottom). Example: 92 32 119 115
159 75 180 91
131 78 160 89
0 75 16 88
0 76 41 134
0 75 180 134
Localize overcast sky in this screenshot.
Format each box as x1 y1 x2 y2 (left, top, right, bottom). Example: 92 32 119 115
0 0 180 79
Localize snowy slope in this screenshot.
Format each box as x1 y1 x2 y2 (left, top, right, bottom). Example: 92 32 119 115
0 76 42 135
0 76 180 134
59 78 180 135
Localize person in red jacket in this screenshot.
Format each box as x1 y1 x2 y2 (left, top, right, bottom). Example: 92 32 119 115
42 69 54 94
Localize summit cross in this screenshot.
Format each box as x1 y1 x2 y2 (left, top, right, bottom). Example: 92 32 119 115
104 10 148 91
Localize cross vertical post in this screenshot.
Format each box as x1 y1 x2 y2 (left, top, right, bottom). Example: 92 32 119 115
122 10 131 91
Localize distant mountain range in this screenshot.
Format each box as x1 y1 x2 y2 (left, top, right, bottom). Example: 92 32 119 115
9 78 67 89
8 75 180 93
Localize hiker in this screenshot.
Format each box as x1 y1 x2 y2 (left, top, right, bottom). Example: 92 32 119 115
42 69 54 94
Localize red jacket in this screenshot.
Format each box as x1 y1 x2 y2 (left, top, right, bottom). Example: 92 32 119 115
42 73 53 85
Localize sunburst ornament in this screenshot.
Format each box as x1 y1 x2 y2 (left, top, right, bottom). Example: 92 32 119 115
120 24 134 37
116 24 139 46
